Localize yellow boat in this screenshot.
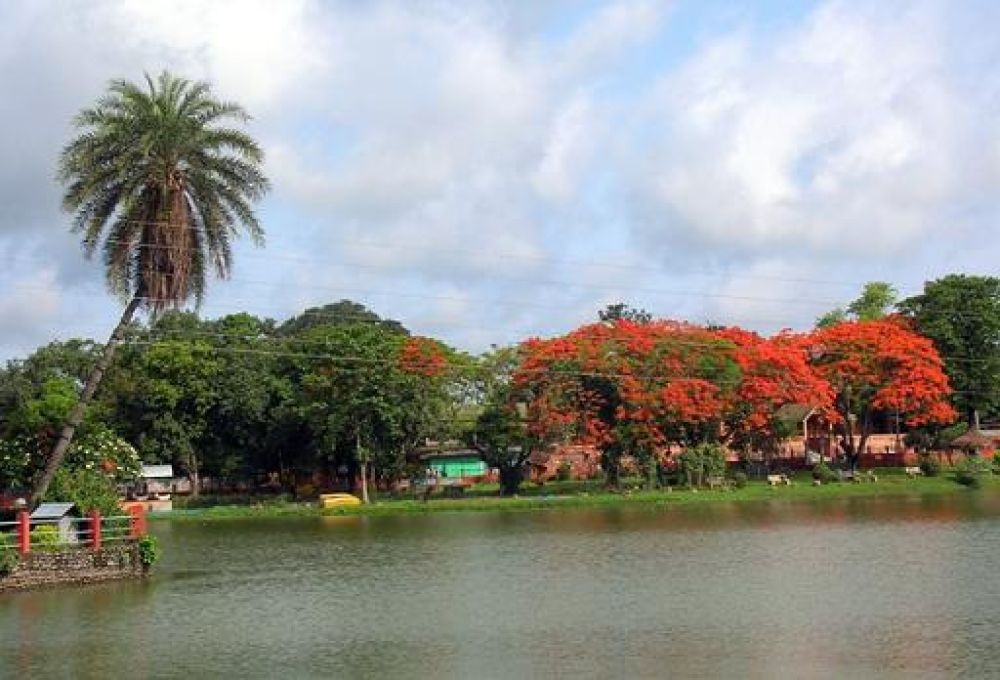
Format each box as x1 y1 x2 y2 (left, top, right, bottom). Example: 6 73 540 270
319 493 362 509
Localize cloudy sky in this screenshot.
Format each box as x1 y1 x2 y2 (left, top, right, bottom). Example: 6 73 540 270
1 0 999 359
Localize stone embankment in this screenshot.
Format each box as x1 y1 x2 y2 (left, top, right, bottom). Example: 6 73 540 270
1 543 143 592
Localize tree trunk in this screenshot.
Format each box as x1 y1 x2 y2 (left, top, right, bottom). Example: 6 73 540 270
30 296 142 506
602 447 621 489
189 459 201 499
646 455 658 490
498 463 524 496
357 433 369 504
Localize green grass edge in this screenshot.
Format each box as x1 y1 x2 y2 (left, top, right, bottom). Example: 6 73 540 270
150 473 1000 522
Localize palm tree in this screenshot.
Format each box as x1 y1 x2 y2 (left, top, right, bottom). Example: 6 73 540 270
31 71 269 504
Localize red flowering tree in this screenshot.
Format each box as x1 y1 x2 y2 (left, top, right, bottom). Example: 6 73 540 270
514 320 850 485
399 336 449 378
514 320 742 487
717 328 834 463
803 318 956 469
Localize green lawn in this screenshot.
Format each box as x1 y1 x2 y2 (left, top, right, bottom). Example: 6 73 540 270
152 470 999 521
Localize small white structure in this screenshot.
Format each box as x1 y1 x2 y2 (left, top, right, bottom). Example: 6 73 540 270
30 502 80 544
137 464 175 499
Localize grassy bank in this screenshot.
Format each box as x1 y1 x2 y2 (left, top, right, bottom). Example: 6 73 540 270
151 471 1000 521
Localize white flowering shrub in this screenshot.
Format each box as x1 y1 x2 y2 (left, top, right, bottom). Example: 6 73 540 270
0 436 36 488
0 425 140 489
66 427 141 480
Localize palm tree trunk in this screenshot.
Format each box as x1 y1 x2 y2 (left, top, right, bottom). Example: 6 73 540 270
30 297 142 506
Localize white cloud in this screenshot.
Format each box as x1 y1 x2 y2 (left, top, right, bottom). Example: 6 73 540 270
1 0 999 358
0 270 63 351
531 95 596 203
268 0 668 283
104 0 329 110
633 0 985 257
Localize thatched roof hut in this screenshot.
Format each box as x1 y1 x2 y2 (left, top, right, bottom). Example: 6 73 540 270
951 428 996 451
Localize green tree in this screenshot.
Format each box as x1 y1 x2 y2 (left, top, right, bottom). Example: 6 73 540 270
468 347 538 496
598 302 652 324
278 300 408 336
34 71 269 504
847 282 898 321
112 338 223 496
815 308 847 329
816 281 897 328
286 321 460 500
899 275 1000 426
1 341 134 489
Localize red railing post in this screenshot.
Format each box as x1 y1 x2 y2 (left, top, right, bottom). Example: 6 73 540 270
16 509 30 555
129 504 146 538
90 510 102 551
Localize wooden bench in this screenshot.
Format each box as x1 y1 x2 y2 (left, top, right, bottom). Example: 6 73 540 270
904 466 923 478
767 474 792 486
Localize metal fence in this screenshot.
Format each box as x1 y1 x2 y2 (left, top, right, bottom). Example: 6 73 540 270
0 507 146 555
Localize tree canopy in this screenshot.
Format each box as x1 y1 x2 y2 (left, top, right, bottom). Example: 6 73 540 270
899 274 1000 425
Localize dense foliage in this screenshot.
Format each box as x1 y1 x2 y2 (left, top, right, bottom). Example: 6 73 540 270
2 278 990 495
899 275 1000 426
512 320 835 486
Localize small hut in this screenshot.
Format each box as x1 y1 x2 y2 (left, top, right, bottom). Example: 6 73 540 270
951 429 996 454
30 502 80 544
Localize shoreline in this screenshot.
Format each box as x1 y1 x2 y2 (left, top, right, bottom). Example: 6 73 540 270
150 473 999 522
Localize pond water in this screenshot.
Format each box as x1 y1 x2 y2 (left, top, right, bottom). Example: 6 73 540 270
3 494 1000 678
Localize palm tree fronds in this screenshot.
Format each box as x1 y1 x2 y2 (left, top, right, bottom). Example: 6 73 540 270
59 70 269 312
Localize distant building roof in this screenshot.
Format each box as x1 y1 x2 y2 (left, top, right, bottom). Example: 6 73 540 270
952 429 996 449
140 464 174 479
775 404 817 423
419 448 481 461
31 502 76 519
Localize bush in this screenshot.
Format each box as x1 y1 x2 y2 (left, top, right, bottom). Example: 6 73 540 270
0 546 18 576
955 471 980 488
555 461 572 482
731 471 748 489
678 443 727 487
0 530 19 575
812 462 838 484
137 534 160 569
919 455 941 477
954 456 991 489
31 524 60 551
46 468 121 516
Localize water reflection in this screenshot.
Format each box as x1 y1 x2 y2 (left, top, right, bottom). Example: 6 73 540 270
2 493 1000 678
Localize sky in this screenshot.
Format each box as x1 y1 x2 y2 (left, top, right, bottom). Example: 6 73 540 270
1 0 999 359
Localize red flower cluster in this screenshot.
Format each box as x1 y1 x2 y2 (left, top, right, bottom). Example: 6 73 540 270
398 336 448 377
512 317 955 454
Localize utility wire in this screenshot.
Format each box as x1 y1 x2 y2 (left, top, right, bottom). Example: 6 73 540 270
129 325 997 366
42 221 912 289
114 338 995 395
